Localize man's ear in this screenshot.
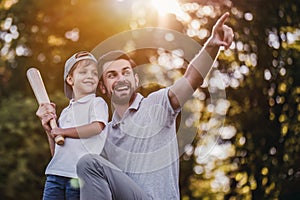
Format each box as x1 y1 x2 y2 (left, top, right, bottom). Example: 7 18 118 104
66 75 73 86
99 81 107 94
134 73 139 86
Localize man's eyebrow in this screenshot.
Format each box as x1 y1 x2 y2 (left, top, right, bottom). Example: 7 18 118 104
122 66 131 71
106 66 131 73
104 70 116 75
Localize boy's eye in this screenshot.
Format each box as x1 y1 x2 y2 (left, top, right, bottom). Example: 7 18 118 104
79 70 86 74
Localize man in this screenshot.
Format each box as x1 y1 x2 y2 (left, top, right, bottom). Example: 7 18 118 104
37 12 233 200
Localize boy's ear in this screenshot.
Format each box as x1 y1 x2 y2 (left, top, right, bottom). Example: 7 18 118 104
99 81 107 94
66 75 73 86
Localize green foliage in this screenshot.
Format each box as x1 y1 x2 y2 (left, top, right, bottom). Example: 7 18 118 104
0 93 50 200
218 0 300 199
177 0 300 199
1 0 300 199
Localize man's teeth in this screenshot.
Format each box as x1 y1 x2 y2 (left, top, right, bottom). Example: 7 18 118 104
115 86 129 91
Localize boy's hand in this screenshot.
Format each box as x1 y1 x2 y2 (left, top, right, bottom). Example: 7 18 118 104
50 127 65 138
207 12 234 49
36 103 57 133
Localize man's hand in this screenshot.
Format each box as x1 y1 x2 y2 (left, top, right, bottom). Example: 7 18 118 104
36 103 57 133
207 12 234 49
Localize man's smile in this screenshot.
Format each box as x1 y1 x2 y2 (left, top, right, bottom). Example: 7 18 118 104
114 85 130 91
113 82 131 92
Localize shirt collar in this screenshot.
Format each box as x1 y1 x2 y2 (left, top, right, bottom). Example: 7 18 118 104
111 93 144 125
128 93 143 111
69 94 96 106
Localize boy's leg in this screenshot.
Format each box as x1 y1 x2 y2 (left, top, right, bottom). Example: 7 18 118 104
66 178 80 200
77 154 149 200
43 175 65 200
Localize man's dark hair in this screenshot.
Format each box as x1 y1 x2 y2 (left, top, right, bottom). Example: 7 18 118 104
97 50 137 77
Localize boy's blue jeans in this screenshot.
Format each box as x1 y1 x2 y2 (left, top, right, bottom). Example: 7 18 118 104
43 175 80 200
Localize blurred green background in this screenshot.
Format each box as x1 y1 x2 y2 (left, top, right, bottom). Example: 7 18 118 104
0 0 299 199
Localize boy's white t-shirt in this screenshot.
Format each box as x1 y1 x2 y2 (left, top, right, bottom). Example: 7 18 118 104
45 94 108 178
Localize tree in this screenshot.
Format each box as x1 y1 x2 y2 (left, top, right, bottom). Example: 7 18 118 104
1 0 299 199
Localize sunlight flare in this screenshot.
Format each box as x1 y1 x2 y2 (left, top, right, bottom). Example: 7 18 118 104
151 0 181 15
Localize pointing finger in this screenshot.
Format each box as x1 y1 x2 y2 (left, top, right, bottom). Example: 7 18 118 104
215 12 230 28
223 25 234 49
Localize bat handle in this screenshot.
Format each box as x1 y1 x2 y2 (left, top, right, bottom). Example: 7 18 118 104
49 119 65 145
55 135 65 145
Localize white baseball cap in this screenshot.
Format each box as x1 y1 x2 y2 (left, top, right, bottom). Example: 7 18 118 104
64 51 97 99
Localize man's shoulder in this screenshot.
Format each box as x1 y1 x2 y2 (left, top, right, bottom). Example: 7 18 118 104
142 87 168 100
138 87 171 108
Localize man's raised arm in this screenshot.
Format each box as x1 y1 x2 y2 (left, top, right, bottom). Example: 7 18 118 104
169 12 234 110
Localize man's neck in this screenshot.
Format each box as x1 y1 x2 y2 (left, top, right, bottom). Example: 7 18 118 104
113 103 130 119
113 93 137 119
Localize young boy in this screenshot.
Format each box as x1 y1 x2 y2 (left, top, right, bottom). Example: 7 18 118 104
41 51 108 200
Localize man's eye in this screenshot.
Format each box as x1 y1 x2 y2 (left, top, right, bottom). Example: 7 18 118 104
124 70 131 75
107 73 115 78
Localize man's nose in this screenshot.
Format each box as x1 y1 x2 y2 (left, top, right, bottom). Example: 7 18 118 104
117 74 126 82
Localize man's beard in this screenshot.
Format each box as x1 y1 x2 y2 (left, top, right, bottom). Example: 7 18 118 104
110 81 136 105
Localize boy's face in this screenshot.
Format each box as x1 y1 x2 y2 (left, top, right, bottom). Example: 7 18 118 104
66 60 99 99
100 59 139 105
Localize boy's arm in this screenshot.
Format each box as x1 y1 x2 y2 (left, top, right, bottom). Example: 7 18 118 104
46 131 55 156
169 12 234 110
36 103 57 156
51 121 105 139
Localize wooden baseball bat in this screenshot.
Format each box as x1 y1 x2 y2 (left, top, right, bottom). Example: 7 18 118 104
26 68 64 145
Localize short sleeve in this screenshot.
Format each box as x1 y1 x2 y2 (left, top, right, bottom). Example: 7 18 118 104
89 97 109 125
147 87 181 115
145 88 181 126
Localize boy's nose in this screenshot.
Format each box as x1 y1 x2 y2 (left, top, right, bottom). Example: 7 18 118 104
87 71 94 78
